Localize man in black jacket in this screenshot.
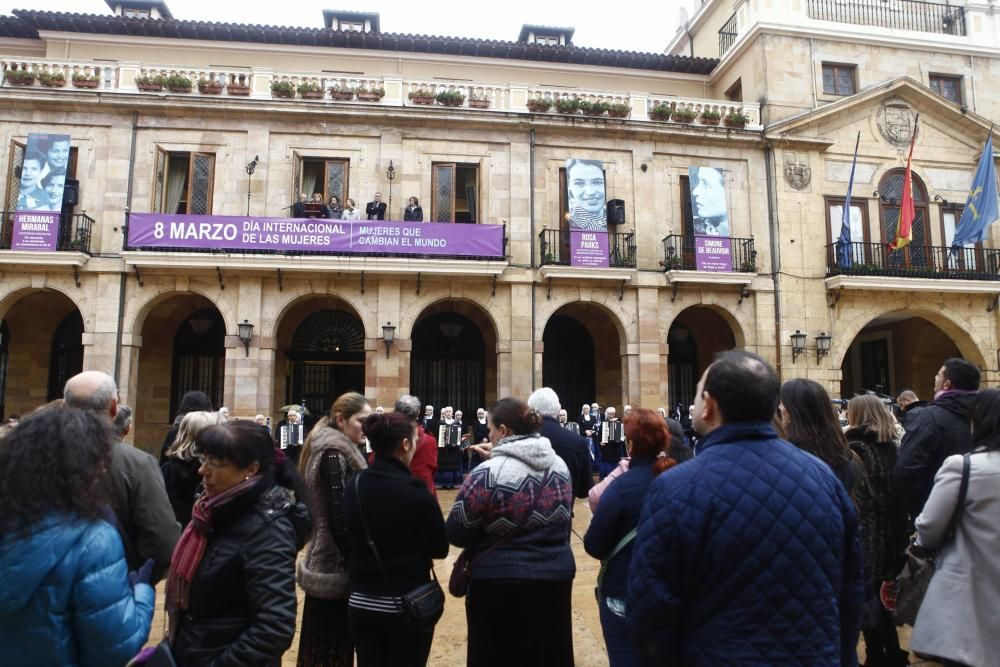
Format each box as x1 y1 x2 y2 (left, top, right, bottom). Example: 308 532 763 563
895 358 980 520
528 387 593 499
895 389 927 428
365 192 387 220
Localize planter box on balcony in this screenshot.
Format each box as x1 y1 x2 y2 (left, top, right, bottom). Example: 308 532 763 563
198 83 223 94
167 85 192 93
469 99 490 109
438 99 464 107
4 75 35 86
724 118 748 129
330 91 355 100
701 116 721 126
582 108 607 117
526 100 552 112
410 96 435 105
300 89 325 99
608 109 630 118
227 85 251 96
137 83 163 91
40 78 67 88
72 79 98 89
671 113 696 124
357 92 384 101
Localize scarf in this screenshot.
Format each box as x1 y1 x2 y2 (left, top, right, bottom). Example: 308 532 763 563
933 388 977 401
166 475 261 640
569 206 607 231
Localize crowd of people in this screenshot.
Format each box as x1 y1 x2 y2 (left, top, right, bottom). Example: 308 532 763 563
0 353 997 667
291 190 423 222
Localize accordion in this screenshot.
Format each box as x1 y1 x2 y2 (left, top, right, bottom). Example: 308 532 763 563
562 421 581 434
438 423 463 448
601 420 624 444
279 424 304 450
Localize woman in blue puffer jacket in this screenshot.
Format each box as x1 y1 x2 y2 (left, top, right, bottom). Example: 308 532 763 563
0 405 155 666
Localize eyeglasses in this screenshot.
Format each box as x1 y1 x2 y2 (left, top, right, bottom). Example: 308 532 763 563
198 455 235 470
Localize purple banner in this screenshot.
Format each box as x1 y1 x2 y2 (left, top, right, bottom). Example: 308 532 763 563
127 214 505 257
570 230 609 268
695 236 733 272
12 211 60 251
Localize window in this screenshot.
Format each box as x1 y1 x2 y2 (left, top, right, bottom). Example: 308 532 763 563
822 63 857 96
929 74 962 105
940 205 981 270
878 168 929 268
826 196 870 264
294 157 349 208
124 8 151 18
725 78 743 103
535 35 559 46
153 149 215 215
341 21 363 32
431 163 479 223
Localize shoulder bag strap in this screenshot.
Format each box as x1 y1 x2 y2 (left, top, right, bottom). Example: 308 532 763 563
942 453 971 542
596 527 638 596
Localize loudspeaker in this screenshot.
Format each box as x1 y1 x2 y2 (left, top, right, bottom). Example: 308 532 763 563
607 199 625 225
63 178 79 207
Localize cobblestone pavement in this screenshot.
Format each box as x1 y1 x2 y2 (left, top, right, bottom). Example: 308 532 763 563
149 488 935 666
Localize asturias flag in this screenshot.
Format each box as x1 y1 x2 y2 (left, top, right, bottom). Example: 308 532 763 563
837 132 861 268
890 115 919 251
951 134 998 250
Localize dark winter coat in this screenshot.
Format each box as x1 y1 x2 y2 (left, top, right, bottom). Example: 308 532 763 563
171 480 311 667
540 415 593 499
161 456 202 526
895 392 977 519
627 422 864 667
344 457 449 596
845 426 909 584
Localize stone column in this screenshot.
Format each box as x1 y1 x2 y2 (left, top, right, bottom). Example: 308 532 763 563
509 283 534 398
636 287 664 407
372 279 402 405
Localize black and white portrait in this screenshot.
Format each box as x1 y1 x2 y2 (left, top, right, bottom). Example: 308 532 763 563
566 158 607 231
689 166 730 237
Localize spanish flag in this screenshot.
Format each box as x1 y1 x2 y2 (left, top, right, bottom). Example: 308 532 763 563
890 115 919 251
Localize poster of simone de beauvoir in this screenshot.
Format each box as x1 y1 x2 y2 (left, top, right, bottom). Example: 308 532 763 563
688 166 730 237
12 133 71 251
565 158 607 231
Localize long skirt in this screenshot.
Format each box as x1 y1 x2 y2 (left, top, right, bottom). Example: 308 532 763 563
297 595 353 667
466 579 574 667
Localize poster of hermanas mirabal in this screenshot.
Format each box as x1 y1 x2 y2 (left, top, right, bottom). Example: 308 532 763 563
12 132 71 251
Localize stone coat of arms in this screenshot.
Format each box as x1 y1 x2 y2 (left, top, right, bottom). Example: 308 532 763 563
877 98 915 147
784 155 811 190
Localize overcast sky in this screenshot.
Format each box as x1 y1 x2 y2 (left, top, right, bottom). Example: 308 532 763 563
2 0 691 53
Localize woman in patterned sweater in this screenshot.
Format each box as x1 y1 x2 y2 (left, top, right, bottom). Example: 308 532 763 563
446 397 576 667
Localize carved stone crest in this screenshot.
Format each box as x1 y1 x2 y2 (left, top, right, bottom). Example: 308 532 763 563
784 154 811 190
877 97 915 147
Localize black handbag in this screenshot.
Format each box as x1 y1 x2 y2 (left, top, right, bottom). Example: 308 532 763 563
353 473 445 630
893 453 970 626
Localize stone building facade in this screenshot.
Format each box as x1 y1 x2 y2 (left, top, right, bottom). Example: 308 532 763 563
0 0 997 451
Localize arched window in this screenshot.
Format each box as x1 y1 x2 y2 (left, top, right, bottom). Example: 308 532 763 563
46 311 84 401
288 309 365 417
879 168 929 267
411 312 486 415
171 309 224 417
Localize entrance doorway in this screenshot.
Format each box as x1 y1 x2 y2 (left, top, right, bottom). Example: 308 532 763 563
410 312 486 415
287 309 365 417
667 307 738 410
542 315 595 417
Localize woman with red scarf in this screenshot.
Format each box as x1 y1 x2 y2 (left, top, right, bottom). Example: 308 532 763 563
165 421 312 666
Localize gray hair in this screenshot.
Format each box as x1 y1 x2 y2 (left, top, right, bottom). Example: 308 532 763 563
395 394 422 421
64 371 118 415
528 387 561 419
112 405 133 438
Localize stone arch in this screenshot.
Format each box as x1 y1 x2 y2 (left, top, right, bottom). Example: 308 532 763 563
536 294 633 350
125 285 230 337
0 284 87 331
267 288 369 341
665 304 744 409
664 302 748 350
401 295 501 346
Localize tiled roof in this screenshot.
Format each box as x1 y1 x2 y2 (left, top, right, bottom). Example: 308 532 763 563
7 9 719 75
0 15 37 39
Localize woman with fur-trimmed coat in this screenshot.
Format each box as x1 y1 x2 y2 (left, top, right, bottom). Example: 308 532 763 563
296 394 371 667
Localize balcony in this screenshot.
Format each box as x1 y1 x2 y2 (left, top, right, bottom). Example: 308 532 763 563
0 211 94 253
1 57 761 130
662 234 757 273
719 11 738 57
538 229 637 268
806 0 966 36
825 241 1000 296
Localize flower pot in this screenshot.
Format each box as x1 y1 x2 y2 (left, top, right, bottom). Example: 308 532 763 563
137 83 163 91
469 99 490 109
672 114 696 124
410 96 435 105
556 106 579 115
300 89 324 99
357 92 383 101
438 99 464 107
724 118 748 129
582 108 607 117
608 109 630 118
168 85 192 93
40 78 67 88
526 102 551 113
198 83 223 94
330 91 354 101
5 76 35 86
72 79 98 89
272 89 295 99
701 116 721 126
650 110 672 122
227 86 251 96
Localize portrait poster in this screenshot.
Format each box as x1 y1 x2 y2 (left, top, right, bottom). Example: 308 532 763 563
688 166 730 238
566 158 609 267
12 133 71 251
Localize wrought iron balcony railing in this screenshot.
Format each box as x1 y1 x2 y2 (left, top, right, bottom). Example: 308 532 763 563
538 228 637 268
719 12 739 57
806 0 966 36
0 211 94 253
661 234 757 273
826 241 1000 280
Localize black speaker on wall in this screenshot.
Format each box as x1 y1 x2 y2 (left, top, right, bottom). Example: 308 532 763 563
63 178 79 207
607 199 625 225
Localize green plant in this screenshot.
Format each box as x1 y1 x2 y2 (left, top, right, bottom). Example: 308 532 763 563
701 109 722 120
71 72 97 82
330 83 353 94
408 87 434 99
608 102 631 117
39 71 67 85
578 100 609 115
725 109 751 126
3 69 35 84
357 85 384 97
436 90 466 105
740 261 757 273
649 103 672 120
661 256 683 271
671 108 697 122
197 77 223 90
135 74 166 87
555 97 580 113
270 80 295 97
164 74 192 90
297 80 323 95
526 98 552 112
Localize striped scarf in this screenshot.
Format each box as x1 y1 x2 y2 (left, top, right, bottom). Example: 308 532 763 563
165 476 260 640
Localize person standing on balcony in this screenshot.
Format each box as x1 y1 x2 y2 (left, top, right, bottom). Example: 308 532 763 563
292 192 308 218
342 198 362 220
327 196 343 219
366 192 387 220
566 158 607 232
403 196 423 221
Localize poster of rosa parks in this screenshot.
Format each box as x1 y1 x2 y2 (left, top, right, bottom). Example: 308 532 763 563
12 133 71 251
